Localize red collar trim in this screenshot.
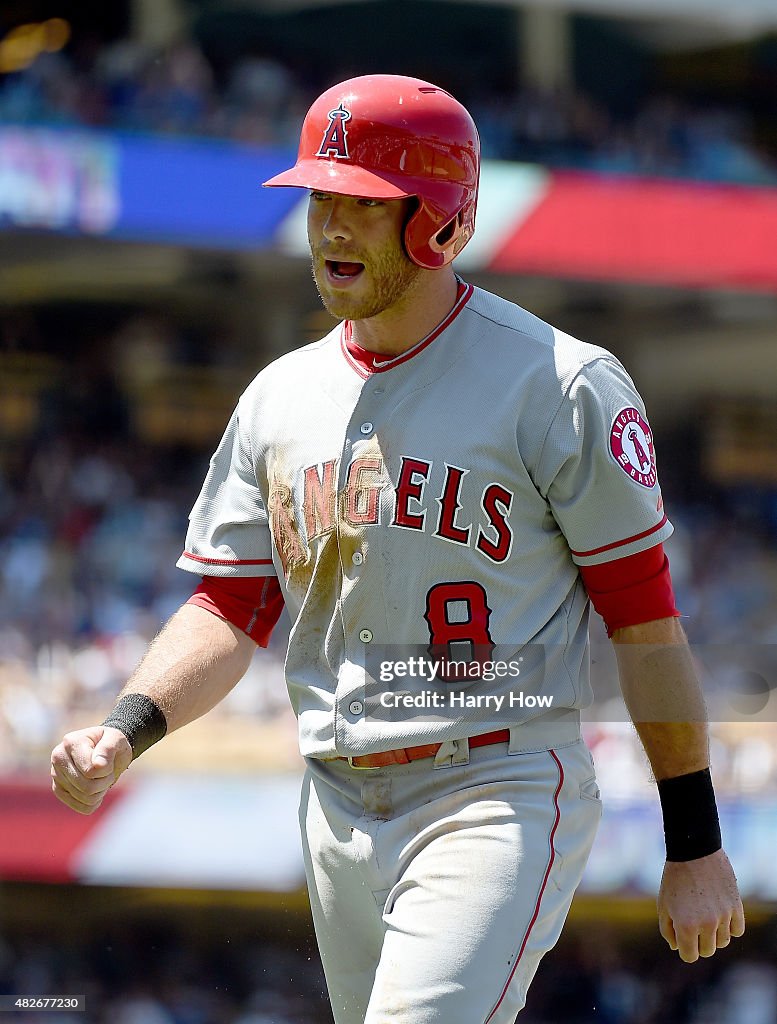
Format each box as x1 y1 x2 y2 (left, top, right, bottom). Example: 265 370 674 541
340 280 473 379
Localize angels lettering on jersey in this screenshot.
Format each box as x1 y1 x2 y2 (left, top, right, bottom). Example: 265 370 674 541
267 449 514 585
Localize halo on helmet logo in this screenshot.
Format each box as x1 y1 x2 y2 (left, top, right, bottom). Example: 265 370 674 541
316 103 352 160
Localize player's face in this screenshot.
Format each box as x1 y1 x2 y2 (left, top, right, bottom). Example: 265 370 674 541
307 192 422 321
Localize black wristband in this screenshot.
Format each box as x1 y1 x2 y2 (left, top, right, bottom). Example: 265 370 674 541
102 693 167 759
657 767 722 862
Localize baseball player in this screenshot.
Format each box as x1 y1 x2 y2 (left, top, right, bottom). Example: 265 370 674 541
51 75 744 1024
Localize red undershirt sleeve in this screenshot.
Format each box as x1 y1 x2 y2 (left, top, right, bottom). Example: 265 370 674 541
187 575 285 647
579 543 680 637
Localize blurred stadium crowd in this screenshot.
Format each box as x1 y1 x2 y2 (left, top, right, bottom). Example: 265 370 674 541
0 924 329 1024
1 915 775 1024
0 415 292 774
0 32 775 185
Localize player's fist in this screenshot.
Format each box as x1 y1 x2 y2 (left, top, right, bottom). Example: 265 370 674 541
50 726 133 815
657 849 745 963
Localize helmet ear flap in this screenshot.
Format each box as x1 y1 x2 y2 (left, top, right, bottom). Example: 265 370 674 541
404 199 474 269
428 211 465 255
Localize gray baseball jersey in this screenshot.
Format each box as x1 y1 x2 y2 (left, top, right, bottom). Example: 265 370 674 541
177 281 672 759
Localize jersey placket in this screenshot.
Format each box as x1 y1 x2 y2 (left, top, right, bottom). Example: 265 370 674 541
332 381 393 745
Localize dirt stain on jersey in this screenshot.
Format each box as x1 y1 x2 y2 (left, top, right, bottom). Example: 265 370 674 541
267 475 310 584
301 528 341 616
336 490 366 568
266 474 341 623
362 777 393 820
269 436 389 607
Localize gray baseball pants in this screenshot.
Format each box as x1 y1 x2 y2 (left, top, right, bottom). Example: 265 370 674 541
300 730 601 1024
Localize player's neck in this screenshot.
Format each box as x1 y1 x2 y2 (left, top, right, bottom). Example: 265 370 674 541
349 269 459 357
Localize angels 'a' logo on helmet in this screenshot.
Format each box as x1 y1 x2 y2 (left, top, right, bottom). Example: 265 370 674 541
316 103 352 159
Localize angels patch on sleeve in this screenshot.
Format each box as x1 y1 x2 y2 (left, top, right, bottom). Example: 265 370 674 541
609 407 657 488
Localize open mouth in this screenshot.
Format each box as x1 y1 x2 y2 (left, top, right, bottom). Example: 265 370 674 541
325 259 364 283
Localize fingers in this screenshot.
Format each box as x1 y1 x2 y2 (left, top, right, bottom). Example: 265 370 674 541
672 922 721 962
658 913 677 952
50 728 132 814
50 772 105 815
68 735 112 778
52 755 113 795
697 922 719 959
666 909 746 963
674 924 700 963
89 727 131 774
50 755 112 813
715 920 731 951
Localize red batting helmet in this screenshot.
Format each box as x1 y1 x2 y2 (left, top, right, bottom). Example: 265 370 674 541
263 74 480 269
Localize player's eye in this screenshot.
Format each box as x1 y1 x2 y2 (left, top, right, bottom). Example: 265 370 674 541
309 191 331 201
358 198 383 207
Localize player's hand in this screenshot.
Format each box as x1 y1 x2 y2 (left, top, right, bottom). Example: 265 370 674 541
657 849 745 963
50 726 133 815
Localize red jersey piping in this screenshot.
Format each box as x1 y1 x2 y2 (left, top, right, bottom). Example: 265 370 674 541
181 551 275 567
483 749 563 1023
340 281 474 378
570 514 668 558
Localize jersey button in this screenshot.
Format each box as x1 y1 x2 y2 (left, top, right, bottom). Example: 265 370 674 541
351 552 364 566
373 387 384 395
349 700 364 716
360 422 373 435
359 628 373 643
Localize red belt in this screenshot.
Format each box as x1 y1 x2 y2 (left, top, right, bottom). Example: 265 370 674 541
342 729 511 769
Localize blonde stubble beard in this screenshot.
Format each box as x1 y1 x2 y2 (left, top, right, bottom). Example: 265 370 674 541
310 244 424 322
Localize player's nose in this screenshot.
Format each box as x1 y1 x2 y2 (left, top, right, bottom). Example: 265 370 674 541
321 197 353 242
